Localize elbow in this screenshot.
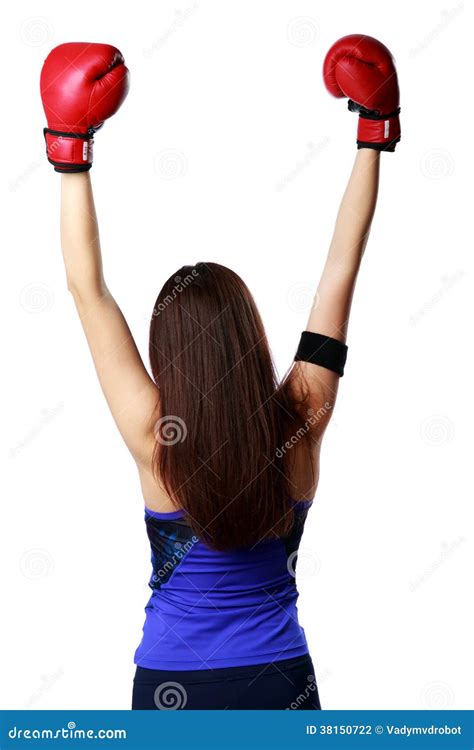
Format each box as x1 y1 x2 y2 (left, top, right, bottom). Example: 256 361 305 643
67 277 108 306
66 278 84 302
66 276 78 296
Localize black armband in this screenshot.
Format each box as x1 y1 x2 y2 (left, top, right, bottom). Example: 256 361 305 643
294 331 348 377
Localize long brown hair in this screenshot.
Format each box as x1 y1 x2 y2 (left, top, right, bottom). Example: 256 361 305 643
149 262 310 550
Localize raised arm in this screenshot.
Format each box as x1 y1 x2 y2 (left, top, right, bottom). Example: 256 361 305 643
287 149 379 429
61 173 159 467
308 147 379 339
286 34 400 440
41 43 159 468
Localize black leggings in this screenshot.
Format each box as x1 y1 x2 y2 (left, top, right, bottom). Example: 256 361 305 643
132 654 321 710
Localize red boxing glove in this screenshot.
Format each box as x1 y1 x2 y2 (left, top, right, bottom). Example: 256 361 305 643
40 42 130 172
323 34 400 152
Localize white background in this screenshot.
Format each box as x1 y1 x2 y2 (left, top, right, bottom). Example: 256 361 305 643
1 0 472 710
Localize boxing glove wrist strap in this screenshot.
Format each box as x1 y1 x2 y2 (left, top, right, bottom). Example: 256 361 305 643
348 100 401 152
348 101 400 120
43 128 95 173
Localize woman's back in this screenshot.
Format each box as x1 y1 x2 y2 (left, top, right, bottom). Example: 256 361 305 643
134 500 312 670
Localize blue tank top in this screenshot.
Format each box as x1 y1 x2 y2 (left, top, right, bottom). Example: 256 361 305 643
134 500 312 670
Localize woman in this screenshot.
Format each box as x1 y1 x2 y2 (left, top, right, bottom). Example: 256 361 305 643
41 35 399 710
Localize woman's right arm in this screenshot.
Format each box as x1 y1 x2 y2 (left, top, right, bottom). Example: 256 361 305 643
287 148 380 436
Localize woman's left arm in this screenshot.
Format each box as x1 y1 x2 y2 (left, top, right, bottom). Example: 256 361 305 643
60 172 159 467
